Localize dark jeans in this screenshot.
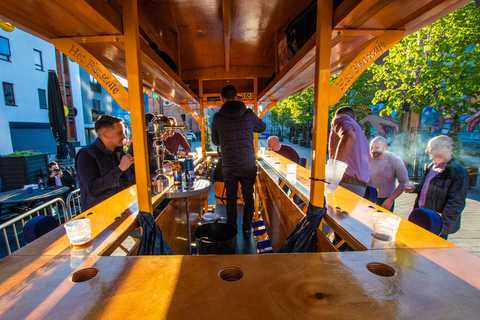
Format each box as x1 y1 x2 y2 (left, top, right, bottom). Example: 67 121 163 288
222 164 257 230
376 197 395 212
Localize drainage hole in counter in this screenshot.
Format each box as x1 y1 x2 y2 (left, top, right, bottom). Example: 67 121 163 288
70 268 99 283
366 262 396 277
218 267 245 281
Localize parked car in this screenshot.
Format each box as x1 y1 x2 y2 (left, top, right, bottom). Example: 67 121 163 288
186 131 196 142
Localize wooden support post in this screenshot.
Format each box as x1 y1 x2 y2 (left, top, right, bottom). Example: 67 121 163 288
200 101 205 156
310 0 333 207
123 0 152 213
254 77 258 153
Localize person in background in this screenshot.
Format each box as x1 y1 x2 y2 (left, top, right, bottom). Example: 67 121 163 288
128 113 156 180
47 161 76 190
368 136 408 212
406 135 468 239
329 106 370 196
76 115 134 211
211 85 266 236
267 135 300 164
162 117 192 156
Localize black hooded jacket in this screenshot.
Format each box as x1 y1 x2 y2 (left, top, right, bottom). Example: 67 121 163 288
211 100 266 167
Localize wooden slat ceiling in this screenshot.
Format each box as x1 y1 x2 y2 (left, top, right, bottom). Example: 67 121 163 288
0 0 470 107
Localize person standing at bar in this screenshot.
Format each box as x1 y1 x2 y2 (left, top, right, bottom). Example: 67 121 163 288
329 106 370 196
406 135 468 239
368 136 408 212
211 85 266 236
163 117 192 156
267 135 300 164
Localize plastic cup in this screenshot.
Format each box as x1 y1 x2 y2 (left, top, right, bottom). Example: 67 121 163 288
260 147 266 155
287 163 297 174
64 219 92 246
196 147 202 156
404 180 415 193
325 159 348 192
372 212 401 241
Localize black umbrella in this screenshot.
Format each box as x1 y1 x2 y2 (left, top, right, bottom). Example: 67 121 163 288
278 203 326 253
48 70 70 159
136 211 173 255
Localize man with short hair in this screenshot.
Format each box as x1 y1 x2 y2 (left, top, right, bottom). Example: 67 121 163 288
406 135 468 239
368 136 408 212
267 135 300 164
329 106 370 196
211 85 266 236
76 115 134 210
47 161 76 190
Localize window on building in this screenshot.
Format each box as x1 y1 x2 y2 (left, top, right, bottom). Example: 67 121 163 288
3 82 16 106
33 49 43 71
92 99 101 110
0 36 11 61
90 75 102 93
38 89 47 109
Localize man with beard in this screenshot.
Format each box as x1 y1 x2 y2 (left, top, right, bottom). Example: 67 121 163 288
368 136 408 212
406 135 468 239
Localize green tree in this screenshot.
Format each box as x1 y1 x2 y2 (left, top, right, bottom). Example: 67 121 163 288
204 116 213 151
372 2 480 119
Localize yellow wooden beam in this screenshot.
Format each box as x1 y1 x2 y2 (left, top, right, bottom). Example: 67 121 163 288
222 0 231 72
199 79 206 155
329 30 405 106
51 38 129 111
179 104 201 124
310 0 333 207
259 100 277 119
333 29 386 37
123 0 152 213
67 35 124 43
254 77 258 153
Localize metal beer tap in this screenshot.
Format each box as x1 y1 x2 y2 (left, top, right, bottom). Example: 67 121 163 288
151 114 172 193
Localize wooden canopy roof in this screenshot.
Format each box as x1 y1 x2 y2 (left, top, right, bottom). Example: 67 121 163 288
0 0 470 107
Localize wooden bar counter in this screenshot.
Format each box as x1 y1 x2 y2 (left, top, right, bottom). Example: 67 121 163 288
258 153 457 251
1 156 480 319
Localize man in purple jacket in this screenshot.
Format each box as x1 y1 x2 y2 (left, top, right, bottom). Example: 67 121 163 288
267 135 300 164
211 85 266 236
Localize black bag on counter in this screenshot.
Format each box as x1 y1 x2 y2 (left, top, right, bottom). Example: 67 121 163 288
150 43 178 74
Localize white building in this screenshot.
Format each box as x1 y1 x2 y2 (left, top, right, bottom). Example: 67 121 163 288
0 27 86 156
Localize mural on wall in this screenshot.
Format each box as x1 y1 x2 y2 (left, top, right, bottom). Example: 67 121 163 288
357 100 480 156
421 104 480 156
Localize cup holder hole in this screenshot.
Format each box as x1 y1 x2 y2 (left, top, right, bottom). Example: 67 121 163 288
218 267 245 281
70 268 99 283
366 262 396 277
87 212 94 216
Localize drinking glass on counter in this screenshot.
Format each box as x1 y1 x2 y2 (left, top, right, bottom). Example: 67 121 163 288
372 212 401 242
65 219 92 246
260 147 265 155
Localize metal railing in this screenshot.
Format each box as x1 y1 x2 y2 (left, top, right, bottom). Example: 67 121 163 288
66 188 82 220
0 198 67 257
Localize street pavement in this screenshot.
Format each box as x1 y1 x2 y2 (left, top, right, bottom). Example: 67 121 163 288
256 137 480 257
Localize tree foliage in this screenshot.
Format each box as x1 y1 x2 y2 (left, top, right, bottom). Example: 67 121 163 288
372 2 480 117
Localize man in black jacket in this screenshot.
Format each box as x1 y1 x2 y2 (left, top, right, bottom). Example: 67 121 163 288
211 85 266 236
76 115 134 210
406 135 468 239
47 161 76 191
